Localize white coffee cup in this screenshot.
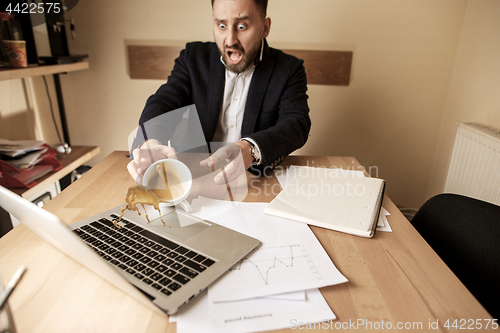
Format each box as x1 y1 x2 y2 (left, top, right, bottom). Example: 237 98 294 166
142 159 192 213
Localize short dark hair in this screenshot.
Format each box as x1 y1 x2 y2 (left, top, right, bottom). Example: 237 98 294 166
211 0 268 18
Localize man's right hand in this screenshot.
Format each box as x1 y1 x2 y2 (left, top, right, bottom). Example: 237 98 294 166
127 140 177 184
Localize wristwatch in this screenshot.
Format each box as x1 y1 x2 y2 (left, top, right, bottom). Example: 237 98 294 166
241 138 261 165
250 143 260 164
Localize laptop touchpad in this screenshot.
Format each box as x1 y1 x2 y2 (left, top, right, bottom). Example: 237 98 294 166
145 210 210 241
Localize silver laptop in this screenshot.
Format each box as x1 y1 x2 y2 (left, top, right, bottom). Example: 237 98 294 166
0 185 260 315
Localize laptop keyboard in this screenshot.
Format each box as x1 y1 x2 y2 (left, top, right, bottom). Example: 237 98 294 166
73 214 215 297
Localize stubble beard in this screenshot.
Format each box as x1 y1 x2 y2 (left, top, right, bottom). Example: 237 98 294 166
220 42 260 74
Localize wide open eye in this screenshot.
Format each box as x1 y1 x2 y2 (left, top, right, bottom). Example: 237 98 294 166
218 23 226 29
237 24 246 30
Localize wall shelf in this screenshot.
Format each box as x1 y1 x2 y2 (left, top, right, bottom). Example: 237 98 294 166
0 61 89 81
1 62 96 200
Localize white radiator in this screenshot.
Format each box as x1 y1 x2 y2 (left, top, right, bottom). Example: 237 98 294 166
444 123 500 205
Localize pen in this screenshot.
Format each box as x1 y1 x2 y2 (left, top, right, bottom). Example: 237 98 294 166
0 265 27 310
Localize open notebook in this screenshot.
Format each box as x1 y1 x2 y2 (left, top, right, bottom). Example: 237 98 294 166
264 167 385 238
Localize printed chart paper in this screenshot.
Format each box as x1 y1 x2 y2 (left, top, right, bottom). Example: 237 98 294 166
190 198 348 302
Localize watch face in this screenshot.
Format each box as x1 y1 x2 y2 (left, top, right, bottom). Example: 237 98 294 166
251 145 260 162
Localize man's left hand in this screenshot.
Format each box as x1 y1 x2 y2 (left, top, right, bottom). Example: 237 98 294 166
199 141 254 184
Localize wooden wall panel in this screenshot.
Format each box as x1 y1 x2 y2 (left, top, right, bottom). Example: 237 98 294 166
128 45 352 85
128 45 183 81
283 49 352 86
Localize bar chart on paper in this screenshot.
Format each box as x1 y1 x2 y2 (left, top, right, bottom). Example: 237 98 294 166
229 244 321 287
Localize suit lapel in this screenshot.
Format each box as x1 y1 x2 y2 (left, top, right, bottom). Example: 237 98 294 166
241 40 275 136
205 47 225 141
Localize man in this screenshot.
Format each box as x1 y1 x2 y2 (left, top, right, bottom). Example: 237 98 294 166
128 0 310 184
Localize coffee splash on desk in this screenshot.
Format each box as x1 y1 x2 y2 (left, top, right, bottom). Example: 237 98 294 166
117 162 184 226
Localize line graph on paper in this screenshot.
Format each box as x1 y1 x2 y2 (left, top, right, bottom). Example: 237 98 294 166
208 239 346 302
225 244 322 289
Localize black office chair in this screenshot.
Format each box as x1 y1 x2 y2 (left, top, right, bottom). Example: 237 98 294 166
411 193 500 319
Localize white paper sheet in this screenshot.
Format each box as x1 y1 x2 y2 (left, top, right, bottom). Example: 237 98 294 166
175 288 336 333
189 198 348 303
169 290 306 323
265 290 306 301
377 207 392 232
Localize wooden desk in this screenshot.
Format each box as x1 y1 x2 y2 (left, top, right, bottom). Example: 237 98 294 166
0 152 495 332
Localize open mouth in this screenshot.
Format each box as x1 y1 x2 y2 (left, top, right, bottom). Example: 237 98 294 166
226 49 243 65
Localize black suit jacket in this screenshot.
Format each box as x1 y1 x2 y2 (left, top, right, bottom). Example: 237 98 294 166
136 39 311 172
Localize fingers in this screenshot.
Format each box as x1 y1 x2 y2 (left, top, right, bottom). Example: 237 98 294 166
214 144 237 163
139 139 161 148
131 150 154 180
200 144 238 167
199 154 215 167
129 144 177 182
198 144 247 184
127 160 143 184
132 146 145 161
213 154 245 184
161 145 178 160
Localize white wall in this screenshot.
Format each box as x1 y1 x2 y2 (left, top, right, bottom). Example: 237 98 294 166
1 80 36 140
1 74 65 144
427 0 500 198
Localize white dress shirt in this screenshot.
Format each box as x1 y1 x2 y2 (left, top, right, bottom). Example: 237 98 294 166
213 65 256 143
213 39 265 164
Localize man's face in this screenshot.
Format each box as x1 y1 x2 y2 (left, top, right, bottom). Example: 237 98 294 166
213 0 271 73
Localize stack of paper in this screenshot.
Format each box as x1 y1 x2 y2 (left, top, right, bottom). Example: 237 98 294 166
272 166 392 235
274 165 392 232
172 197 348 333
0 139 46 159
0 139 61 188
0 139 49 170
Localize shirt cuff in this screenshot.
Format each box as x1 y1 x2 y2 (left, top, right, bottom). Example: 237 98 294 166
240 137 263 166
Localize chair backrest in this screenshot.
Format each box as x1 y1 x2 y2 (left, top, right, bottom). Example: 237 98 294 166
411 193 500 319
